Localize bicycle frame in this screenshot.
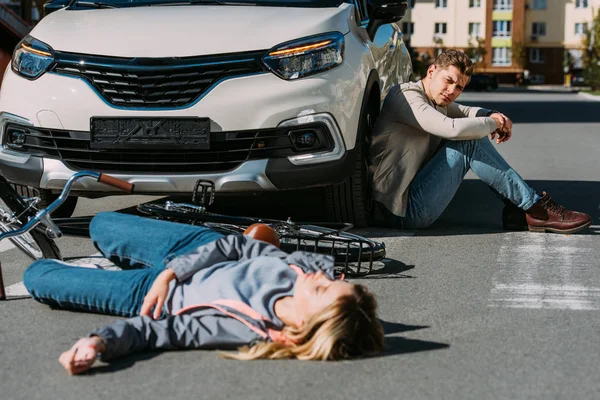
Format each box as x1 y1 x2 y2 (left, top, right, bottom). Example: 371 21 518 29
0 171 134 300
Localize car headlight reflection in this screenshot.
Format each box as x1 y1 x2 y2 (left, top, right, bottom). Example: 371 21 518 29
263 32 344 80
11 36 55 80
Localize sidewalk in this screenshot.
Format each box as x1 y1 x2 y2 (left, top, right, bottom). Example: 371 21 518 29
498 84 585 93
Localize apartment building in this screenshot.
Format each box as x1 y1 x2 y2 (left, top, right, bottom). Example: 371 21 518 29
402 0 599 84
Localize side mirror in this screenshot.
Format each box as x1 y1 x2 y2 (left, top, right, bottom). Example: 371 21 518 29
367 0 408 40
43 0 71 16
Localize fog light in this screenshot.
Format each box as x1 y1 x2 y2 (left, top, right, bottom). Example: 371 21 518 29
9 129 26 147
290 130 319 149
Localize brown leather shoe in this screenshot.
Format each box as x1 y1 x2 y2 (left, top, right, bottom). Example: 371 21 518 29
525 192 591 234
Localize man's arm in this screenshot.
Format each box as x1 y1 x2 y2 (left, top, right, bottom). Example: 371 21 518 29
398 88 499 139
447 102 495 118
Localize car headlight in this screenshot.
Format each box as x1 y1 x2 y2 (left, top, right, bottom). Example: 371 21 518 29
262 32 344 80
11 36 55 80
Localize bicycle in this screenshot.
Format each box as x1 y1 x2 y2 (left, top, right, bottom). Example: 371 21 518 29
0 170 133 299
0 172 386 299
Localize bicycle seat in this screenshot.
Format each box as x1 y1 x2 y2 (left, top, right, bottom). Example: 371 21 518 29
243 223 280 248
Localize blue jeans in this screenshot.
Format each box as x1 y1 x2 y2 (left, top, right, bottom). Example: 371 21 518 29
23 212 224 317
382 137 537 229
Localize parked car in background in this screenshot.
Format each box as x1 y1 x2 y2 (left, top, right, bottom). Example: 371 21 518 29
570 69 586 87
0 0 412 225
465 73 498 92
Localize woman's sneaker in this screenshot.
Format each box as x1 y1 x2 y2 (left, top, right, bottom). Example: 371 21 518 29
525 192 591 234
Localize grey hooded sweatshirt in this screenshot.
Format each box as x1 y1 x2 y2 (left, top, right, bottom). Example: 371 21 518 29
91 235 336 360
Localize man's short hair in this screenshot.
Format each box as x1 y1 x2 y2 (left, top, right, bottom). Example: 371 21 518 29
433 50 473 77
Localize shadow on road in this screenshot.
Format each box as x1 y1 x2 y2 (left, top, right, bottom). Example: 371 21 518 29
460 99 600 123
363 259 415 279
424 179 600 236
381 320 428 335
119 180 599 237
89 351 161 375
382 336 449 356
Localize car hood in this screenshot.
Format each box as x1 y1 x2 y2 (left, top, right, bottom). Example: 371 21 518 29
31 4 352 58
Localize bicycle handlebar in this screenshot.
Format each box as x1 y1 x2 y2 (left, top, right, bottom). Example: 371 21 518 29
98 173 135 193
0 171 134 244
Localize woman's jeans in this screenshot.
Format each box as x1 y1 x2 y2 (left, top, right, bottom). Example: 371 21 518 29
384 137 537 229
23 212 224 317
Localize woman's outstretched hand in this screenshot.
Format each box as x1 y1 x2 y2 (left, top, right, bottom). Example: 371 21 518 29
140 268 177 319
59 336 105 375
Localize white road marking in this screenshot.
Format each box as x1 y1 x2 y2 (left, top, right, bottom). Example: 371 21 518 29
489 233 599 310
0 239 15 252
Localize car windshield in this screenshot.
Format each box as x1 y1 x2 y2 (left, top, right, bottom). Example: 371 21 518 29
71 0 343 8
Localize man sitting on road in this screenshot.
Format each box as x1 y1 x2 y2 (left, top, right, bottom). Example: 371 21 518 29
369 49 590 234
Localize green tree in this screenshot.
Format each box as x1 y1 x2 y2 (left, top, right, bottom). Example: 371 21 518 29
582 10 600 90
511 40 528 69
404 41 429 80
465 37 487 69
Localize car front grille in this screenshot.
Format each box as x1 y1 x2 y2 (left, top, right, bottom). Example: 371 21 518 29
51 50 267 109
4 124 332 174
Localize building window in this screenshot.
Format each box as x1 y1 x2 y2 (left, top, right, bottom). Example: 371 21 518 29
469 22 482 37
402 22 415 35
575 22 588 35
435 22 447 35
531 0 546 9
469 0 481 7
530 74 545 84
532 22 546 37
493 0 512 10
436 0 447 8
493 20 512 37
492 47 512 66
529 48 545 63
575 0 588 8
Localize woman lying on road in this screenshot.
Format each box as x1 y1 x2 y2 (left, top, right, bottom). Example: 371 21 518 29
23 212 384 375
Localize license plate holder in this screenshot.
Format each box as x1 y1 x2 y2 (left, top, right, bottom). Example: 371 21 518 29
90 117 210 149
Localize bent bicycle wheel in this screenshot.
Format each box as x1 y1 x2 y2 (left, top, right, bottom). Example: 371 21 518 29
0 179 61 260
137 201 385 276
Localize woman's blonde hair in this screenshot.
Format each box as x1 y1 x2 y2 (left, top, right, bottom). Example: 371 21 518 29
222 284 384 361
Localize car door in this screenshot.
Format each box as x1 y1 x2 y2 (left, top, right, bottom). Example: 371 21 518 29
354 0 403 96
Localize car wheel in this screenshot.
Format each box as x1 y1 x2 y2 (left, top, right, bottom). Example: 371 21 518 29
323 93 378 228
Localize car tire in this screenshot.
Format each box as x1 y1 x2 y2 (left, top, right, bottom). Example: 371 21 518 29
323 93 378 228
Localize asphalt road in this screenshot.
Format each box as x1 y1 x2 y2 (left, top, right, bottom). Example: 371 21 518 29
1 88 600 400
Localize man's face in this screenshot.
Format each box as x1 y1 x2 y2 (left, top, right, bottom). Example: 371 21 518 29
427 64 470 106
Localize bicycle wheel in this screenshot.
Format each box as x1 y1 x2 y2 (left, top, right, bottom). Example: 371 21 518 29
137 201 385 276
0 179 61 260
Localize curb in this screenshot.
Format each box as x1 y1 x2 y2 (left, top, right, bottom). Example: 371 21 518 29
577 92 600 101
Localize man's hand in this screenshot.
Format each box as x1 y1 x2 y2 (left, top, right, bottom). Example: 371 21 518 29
489 112 513 144
59 336 105 375
140 268 177 319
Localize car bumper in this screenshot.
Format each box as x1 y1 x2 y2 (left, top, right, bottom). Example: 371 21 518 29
0 63 364 194
0 112 354 195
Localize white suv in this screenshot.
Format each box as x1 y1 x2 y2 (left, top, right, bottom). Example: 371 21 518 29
0 0 411 225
